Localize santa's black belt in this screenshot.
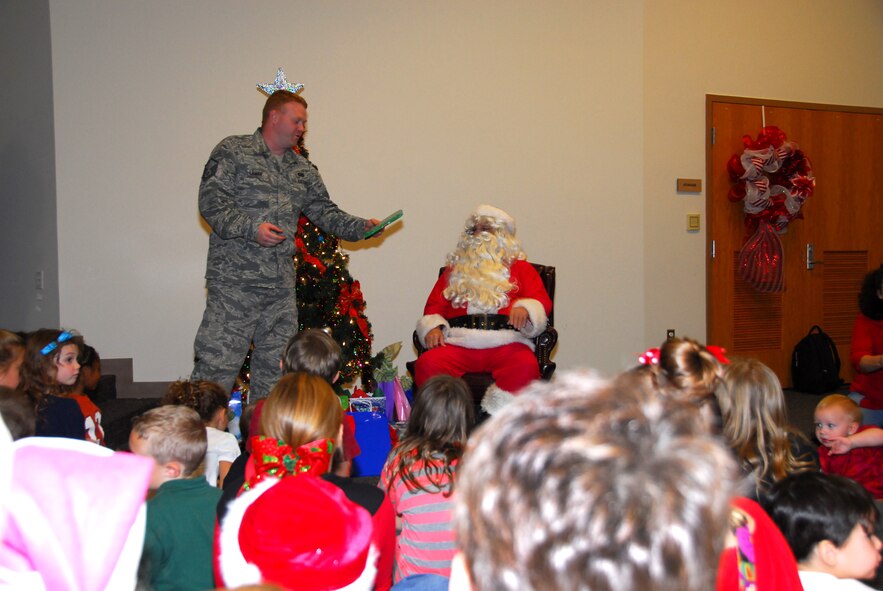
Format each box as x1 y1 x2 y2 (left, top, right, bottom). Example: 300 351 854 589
448 314 514 331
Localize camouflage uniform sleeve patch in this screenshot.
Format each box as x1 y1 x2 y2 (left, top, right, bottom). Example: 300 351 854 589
202 157 220 181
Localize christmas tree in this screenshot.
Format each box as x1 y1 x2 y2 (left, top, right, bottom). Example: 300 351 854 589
294 214 374 387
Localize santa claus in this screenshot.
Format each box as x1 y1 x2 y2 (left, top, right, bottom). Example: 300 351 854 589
415 205 552 414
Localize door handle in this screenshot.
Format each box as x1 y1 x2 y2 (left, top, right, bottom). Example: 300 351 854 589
806 243 824 270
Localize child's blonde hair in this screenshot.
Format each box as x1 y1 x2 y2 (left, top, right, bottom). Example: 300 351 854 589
719 358 814 490
131 405 207 477
260 373 342 448
815 394 862 424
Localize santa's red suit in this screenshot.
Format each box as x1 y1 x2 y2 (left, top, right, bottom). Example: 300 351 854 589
415 259 552 408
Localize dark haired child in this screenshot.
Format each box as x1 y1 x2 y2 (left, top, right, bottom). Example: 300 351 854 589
130 405 221 591
76 344 102 394
0 329 25 389
65 343 105 445
381 375 474 583
850 265 883 426
0 386 36 439
163 379 240 487
762 471 882 590
0 332 33 438
20 329 86 439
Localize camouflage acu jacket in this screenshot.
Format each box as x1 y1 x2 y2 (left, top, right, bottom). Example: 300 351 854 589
199 129 367 288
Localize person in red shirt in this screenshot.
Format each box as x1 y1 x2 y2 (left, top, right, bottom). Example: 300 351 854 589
822 394 883 498
850 265 883 426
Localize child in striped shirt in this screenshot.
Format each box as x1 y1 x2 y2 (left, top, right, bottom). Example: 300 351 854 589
381 375 474 583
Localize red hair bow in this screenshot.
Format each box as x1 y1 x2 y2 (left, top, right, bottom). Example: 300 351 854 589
638 348 660 365
242 436 334 493
705 346 730 365
638 345 730 366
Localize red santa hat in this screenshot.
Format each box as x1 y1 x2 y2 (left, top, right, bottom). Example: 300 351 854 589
217 475 377 591
472 204 516 235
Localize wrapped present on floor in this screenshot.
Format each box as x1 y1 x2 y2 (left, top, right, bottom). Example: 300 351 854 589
348 399 390 478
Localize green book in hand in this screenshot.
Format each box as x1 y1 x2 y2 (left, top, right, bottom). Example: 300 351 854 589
364 209 403 238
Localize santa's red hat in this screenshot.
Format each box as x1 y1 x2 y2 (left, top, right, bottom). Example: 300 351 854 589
218 475 377 591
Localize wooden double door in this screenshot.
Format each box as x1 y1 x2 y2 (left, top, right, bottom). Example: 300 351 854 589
707 96 883 387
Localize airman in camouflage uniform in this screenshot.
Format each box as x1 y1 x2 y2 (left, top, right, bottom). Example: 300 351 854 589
192 91 376 400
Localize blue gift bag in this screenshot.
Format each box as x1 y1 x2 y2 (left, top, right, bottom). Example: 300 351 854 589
349 410 392 477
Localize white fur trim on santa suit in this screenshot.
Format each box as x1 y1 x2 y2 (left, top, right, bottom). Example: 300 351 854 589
481 383 517 415
446 327 535 351
417 298 546 350
511 298 548 339
218 479 273 587
472 204 516 235
417 314 449 348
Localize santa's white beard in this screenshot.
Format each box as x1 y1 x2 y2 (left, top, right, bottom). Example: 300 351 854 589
444 232 517 312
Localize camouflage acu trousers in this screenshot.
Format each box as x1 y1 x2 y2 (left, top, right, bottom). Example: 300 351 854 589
192 282 296 401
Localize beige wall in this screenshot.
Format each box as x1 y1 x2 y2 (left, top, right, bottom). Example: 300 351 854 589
45 0 882 383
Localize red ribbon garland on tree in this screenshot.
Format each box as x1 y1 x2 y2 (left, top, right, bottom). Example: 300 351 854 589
726 126 815 293
295 216 327 272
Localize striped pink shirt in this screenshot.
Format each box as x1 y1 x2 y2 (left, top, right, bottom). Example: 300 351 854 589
380 454 458 582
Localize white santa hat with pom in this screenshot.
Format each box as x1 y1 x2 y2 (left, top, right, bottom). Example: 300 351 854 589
217 475 377 591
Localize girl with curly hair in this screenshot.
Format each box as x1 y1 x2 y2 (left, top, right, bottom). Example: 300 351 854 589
19 329 86 439
163 379 239 487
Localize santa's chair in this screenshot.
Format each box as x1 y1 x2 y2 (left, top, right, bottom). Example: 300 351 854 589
407 263 558 414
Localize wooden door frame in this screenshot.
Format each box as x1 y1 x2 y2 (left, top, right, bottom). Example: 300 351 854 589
704 95 883 343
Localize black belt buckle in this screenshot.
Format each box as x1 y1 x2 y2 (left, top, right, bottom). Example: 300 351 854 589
475 314 493 330
450 314 513 331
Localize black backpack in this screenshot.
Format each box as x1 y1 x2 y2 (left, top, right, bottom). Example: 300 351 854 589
791 325 843 394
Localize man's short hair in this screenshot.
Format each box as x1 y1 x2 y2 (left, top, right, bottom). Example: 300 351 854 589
761 471 878 561
261 90 307 126
815 393 862 424
131 405 207 477
281 329 342 382
454 370 737 591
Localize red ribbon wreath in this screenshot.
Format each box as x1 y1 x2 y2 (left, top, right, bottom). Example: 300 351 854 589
726 126 815 293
